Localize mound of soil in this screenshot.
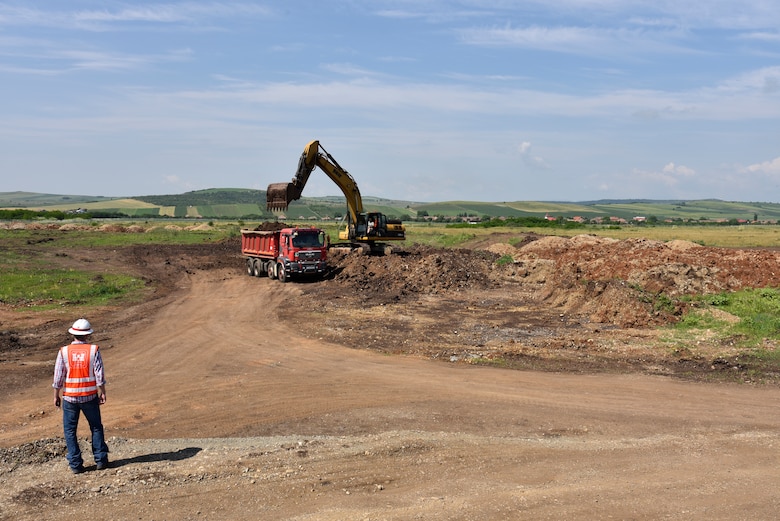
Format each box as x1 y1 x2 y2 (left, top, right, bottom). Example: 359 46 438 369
303 234 780 329
325 245 500 304
504 234 780 327
250 221 287 231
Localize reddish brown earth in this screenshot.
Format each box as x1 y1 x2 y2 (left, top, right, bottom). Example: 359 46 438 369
2 229 780 520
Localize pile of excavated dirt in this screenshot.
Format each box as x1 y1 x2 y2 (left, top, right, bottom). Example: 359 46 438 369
502 234 780 327
250 221 287 231
308 234 780 329
325 245 500 304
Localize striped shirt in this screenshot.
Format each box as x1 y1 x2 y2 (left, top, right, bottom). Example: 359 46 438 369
53 340 105 404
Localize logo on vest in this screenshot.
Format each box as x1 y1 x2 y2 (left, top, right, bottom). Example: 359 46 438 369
72 352 87 363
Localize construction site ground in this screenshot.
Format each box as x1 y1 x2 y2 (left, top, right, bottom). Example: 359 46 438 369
2 228 780 520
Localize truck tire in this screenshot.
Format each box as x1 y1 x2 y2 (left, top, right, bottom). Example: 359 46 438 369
277 263 288 283
253 259 263 277
267 262 275 278
246 258 254 276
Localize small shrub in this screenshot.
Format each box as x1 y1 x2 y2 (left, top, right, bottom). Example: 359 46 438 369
496 254 514 266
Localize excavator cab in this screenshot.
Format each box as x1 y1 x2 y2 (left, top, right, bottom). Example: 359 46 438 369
365 213 382 237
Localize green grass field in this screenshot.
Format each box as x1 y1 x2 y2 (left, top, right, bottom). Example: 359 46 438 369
0 225 238 310
397 222 780 248
5 190 780 222
0 268 145 310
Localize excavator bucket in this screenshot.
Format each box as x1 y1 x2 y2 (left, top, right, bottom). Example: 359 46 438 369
266 182 292 211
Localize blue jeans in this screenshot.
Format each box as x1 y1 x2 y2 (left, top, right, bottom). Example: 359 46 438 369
62 397 108 470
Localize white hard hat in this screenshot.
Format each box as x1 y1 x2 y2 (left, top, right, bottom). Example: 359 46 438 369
68 318 93 336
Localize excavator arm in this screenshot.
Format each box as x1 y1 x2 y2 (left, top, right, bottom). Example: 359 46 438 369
267 140 369 239
266 140 404 246
267 140 363 222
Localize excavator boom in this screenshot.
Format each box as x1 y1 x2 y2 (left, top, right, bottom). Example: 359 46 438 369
266 140 364 218
266 140 404 246
265 140 319 211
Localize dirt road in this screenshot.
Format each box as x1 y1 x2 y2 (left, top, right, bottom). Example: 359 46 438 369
3 259 780 520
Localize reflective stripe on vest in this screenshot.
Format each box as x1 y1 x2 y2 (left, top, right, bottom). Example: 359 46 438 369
62 344 98 397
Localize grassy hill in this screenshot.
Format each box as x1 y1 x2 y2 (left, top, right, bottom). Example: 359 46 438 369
0 191 118 208
2 189 780 222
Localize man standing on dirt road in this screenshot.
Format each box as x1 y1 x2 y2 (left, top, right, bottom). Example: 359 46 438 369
52 318 109 474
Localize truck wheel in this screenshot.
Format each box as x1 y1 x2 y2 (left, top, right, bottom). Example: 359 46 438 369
267 262 275 278
278 263 288 283
253 259 263 277
246 259 254 276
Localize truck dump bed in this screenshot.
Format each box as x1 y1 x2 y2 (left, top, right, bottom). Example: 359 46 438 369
241 230 280 258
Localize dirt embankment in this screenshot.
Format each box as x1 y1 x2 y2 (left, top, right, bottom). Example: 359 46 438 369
318 234 780 328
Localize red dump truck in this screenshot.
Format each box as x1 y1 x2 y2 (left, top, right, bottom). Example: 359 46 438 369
241 226 328 282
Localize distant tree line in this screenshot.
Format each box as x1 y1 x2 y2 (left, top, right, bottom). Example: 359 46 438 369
447 216 586 229
135 189 265 206
445 215 776 229
0 209 127 220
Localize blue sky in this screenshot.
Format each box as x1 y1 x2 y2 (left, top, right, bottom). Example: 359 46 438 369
1 1 779 202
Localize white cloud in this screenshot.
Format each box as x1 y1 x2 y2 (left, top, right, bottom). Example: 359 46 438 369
633 162 697 187
458 22 690 56
321 63 388 78
374 0 780 31
461 24 610 53
742 157 780 175
518 141 531 154
662 162 696 177
714 66 780 93
740 31 780 42
518 141 550 169
0 3 273 31
74 6 191 24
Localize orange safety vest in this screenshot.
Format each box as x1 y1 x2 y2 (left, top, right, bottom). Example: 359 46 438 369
62 344 99 397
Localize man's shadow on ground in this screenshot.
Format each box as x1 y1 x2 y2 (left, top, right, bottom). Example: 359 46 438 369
108 447 202 469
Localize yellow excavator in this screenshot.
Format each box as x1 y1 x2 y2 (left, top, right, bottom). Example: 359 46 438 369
266 140 405 252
